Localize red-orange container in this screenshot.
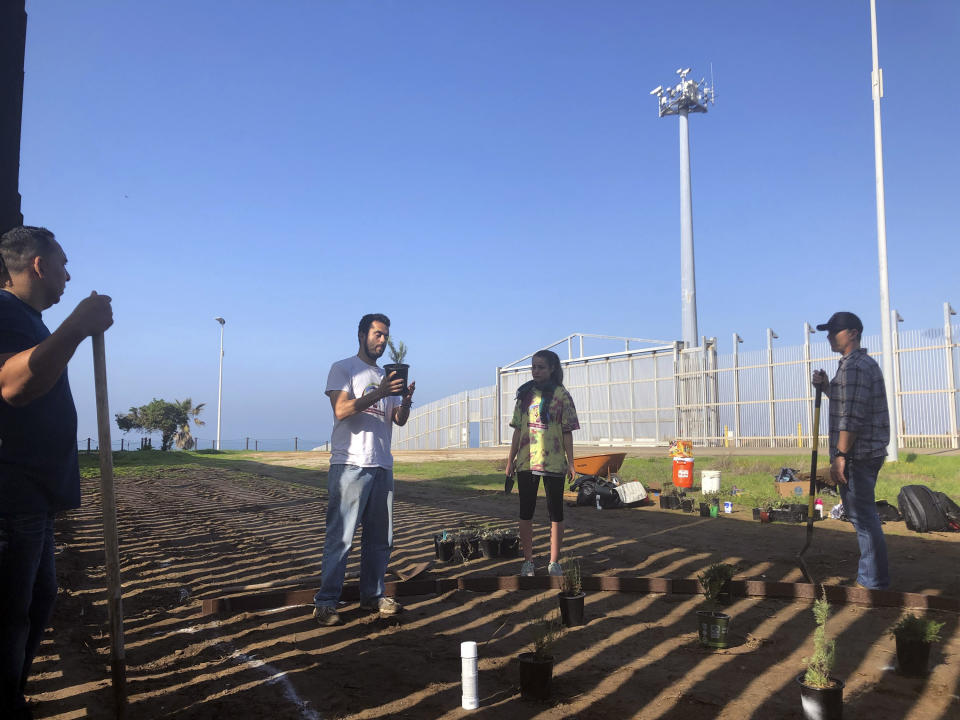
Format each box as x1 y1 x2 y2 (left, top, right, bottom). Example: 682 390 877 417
672 457 694 488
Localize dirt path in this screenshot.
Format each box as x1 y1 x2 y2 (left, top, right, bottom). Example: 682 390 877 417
30 458 960 719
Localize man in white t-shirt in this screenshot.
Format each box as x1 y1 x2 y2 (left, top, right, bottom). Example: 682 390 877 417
313 313 415 626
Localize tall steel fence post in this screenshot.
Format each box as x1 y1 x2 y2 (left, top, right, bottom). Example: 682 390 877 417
767 328 778 448
494 367 502 446
803 322 814 447
892 310 904 447
945 302 958 449
733 333 742 448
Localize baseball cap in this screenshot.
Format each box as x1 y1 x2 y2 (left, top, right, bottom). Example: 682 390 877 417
816 311 863 333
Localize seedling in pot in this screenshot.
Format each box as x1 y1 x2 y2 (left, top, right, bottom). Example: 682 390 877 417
890 613 944 643
559 556 582 597
696 562 736 649
387 338 408 365
803 594 837 689
890 613 944 677
529 608 563 660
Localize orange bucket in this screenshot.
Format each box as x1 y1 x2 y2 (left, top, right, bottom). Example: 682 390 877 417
672 457 694 488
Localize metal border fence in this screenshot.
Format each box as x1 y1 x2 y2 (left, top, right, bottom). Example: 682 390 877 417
393 303 959 451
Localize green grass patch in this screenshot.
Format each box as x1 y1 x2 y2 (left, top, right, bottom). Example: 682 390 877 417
79 450 960 511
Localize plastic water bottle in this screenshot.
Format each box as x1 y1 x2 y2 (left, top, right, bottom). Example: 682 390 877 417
595 494 602 511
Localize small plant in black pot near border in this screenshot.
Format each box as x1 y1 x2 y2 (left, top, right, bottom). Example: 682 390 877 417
696 561 735 649
890 613 944 677
479 525 502 558
798 594 843 720
384 338 409 396
518 607 562 701
557 556 585 627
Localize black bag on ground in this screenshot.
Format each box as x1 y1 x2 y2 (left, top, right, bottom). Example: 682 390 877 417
897 485 960 532
570 475 624 509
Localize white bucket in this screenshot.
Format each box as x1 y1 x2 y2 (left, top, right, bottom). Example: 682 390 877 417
701 470 721 494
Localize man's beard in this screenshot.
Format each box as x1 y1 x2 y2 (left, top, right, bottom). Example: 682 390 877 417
366 341 385 359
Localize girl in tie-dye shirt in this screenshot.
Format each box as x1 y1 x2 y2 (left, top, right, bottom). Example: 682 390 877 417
505 350 579 578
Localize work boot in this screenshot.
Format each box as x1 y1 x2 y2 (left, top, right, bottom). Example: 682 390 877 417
360 596 403 615
313 605 342 626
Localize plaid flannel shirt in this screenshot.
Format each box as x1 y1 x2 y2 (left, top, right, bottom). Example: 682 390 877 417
828 348 889 460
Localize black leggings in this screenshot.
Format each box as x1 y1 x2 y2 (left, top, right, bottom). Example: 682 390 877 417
518 471 565 523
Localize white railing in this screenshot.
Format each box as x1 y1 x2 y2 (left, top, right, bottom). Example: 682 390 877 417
392 304 959 450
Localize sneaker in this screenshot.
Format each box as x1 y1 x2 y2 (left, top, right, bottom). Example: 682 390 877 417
520 560 535 577
547 561 563 577
360 596 403 615
313 605 342 626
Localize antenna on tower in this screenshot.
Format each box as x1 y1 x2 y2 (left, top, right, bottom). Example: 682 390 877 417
710 62 717 104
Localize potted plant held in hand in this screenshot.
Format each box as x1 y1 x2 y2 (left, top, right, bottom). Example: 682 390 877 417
557 556 585 627
798 595 844 720
384 338 410 396
518 609 562 701
890 613 944 677
696 562 736 649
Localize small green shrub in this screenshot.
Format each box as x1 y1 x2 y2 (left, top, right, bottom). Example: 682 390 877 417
890 614 944 643
560 556 582 597
803 595 836 689
698 562 736 606
529 608 563 659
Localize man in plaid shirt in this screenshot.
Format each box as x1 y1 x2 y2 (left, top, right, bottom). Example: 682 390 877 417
812 311 890 590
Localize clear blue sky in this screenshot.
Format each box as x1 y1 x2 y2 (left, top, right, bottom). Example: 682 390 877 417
17 1 959 446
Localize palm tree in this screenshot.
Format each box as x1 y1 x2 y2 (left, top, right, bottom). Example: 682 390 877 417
173 398 206 450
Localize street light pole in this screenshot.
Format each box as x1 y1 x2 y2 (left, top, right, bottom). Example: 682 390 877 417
651 68 715 348
869 0 898 461
215 317 225 451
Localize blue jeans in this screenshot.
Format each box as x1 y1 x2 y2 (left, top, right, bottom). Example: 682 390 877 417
1 513 58 714
839 456 889 590
314 465 393 608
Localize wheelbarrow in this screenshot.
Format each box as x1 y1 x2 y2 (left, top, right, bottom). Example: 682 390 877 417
573 452 626 479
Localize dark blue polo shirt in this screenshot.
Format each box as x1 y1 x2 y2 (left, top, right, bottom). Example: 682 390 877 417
0 290 80 513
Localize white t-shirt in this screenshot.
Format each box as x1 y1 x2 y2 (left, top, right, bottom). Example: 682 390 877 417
326 355 399 469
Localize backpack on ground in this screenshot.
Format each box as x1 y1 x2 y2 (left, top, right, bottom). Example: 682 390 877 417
570 475 624 509
897 485 960 533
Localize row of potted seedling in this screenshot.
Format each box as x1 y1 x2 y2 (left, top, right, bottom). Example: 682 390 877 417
697 562 945 719
659 489 726 517
433 525 520 562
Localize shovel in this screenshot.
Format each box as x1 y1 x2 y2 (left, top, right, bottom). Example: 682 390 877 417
796 386 822 588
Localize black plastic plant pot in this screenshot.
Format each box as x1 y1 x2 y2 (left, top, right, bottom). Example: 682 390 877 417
895 637 932 677
437 539 456 562
796 674 844 720
558 592 586 627
518 652 553 701
660 495 681 510
479 537 501 559
500 536 520 558
700 503 711 517
460 537 480 560
382 363 409 396
433 534 441 559
696 610 731 649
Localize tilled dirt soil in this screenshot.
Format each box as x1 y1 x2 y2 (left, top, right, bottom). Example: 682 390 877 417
28 453 960 719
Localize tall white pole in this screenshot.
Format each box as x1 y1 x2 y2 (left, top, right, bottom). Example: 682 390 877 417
678 107 698 348
215 317 225 451
870 0 898 461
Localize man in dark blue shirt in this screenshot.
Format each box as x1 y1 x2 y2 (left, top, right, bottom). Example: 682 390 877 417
813 311 890 590
0 226 113 719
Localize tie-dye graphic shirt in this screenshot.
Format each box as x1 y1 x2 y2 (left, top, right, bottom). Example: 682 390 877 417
510 386 579 475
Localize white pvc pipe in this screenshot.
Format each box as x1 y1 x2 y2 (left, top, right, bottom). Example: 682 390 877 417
461 641 478 710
